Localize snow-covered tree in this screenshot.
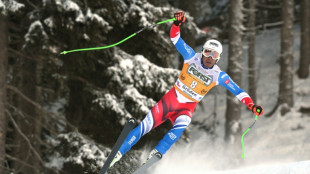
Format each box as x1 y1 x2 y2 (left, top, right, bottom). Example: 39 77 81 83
2 0 197 173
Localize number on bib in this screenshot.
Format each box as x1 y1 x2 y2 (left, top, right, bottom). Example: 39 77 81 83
190 81 198 89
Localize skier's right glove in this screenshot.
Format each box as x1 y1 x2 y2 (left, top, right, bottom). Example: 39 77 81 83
173 11 186 26
248 104 264 116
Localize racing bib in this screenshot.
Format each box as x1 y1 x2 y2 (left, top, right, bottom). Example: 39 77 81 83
174 63 216 102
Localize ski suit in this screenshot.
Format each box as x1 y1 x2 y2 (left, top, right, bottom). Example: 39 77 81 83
119 24 254 156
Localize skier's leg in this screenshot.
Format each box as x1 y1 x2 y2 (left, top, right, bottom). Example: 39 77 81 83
153 115 191 155
118 88 176 156
119 111 154 155
111 88 175 166
110 111 155 167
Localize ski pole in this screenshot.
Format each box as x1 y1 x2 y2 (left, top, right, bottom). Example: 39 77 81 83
241 112 259 158
60 17 176 55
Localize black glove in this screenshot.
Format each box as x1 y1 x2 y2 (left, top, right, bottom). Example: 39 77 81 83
174 11 186 26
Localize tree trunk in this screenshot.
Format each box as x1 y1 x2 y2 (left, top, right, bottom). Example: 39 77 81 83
13 54 42 174
225 0 243 144
278 0 294 115
297 0 309 78
0 13 8 173
247 0 257 103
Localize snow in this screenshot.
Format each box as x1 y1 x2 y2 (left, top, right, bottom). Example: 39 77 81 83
93 93 131 122
24 20 48 47
123 87 153 114
1 0 24 13
147 25 310 174
86 8 111 30
48 132 108 172
44 16 54 28
120 58 134 69
0 0 4 13
61 0 80 12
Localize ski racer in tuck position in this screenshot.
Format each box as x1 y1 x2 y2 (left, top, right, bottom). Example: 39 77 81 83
111 11 264 166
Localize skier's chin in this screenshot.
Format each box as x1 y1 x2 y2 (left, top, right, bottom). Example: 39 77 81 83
205 62 213 68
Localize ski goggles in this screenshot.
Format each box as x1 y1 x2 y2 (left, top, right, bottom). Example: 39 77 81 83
202 49 220 60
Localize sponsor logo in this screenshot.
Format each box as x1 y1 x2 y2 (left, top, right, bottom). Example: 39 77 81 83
187 64 213 86
184 43 193 55
146 113 152 125
155 103 160 114
182 85 197 98
176 81 181 87
210 42 219 47
228 83 236 90
128 136 136 145
221 73 228 79
181 73 186 80
201 89 207 94
168 132 177 140
225 79 230 84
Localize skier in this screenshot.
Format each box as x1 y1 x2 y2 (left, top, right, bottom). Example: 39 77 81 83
110 11 263 166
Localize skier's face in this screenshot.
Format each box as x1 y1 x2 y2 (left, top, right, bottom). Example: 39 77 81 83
202 55 217 68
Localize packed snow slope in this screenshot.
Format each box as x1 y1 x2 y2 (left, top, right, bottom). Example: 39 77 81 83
145 25 310 174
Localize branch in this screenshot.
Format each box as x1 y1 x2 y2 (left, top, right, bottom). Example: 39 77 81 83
256 3 281 9
8 48 38 61
6 110 44 166
5 107 72 174
5 154 38 171
26 0 38 9
6 103 75 137
6 85 42 110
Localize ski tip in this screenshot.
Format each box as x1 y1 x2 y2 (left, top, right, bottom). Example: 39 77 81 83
155 152 163 159
129 118 137 124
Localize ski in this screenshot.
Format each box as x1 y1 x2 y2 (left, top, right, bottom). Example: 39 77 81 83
98 118 136 174
131 152 162 174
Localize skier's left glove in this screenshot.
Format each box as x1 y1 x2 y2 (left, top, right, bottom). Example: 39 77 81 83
248 104 263 116
173 11 186 26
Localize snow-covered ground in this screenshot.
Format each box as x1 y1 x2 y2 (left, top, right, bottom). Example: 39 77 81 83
147 25 310 173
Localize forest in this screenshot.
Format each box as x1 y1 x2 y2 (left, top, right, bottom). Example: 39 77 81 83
0 0 309 174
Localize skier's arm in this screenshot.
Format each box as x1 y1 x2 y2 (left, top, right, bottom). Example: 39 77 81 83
218 71 263 116
170 12 195 60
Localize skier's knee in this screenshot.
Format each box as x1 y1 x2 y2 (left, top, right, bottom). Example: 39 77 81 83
173 115 191 127
140 111 154 137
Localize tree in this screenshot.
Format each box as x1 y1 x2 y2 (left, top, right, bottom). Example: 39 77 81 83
297 0 309 78
278 0 294 115
11 21 45 174
225 0 243 144
0 13 8 173
247 0 257 103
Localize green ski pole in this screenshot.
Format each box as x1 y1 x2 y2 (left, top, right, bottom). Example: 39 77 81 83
241 112 260 158
60 17 176 55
